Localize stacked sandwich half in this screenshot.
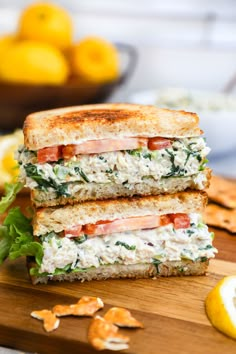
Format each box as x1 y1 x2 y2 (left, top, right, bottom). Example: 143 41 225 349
17 103 217 284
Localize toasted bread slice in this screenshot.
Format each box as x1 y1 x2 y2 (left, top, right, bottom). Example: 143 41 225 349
23 103 202 150
31 169 211 208
27 258 209 285
33 191 207 236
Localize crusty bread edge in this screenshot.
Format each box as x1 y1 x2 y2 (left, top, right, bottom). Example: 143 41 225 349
23 103 201 150
27 258 209 285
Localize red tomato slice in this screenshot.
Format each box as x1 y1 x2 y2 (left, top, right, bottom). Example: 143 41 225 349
62 138 148 159
37 137 172 161
83 215 161 236
63 213 190 238
64 225 83 238
169 213 190 229
160 215 171 226
148 137 172 151
37 146 62 164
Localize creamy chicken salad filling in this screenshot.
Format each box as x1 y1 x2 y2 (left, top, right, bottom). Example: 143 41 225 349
17 137 210 197
37 213 217 275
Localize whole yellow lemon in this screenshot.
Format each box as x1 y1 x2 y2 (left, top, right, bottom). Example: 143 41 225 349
68 36 119 84
0 40 69 85
0 34 17 76
18 2 73 50
0 34 16 57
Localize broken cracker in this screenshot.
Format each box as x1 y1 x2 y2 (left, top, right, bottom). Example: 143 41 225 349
207 175 236 209
31 309 60 332
52 304 74 317
204 204 236 233
104 307 144 328
53 296 104 317
74 296 104 316
88 315 129 351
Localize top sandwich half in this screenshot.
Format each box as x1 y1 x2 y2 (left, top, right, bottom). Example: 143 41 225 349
17 103 211 207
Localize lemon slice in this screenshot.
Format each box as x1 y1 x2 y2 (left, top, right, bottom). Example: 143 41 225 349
0 130 23 185
205 275 236 339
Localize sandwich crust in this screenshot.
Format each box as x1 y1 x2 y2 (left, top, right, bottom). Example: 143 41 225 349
31 169 211 208
33 191 208 236
23 103 202 150
27 258 209 285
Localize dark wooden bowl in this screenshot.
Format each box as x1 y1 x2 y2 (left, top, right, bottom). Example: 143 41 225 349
0 43 137 130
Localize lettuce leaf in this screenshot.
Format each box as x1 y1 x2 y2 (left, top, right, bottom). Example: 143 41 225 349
30 263 91 277
0 182 43 268
0 207 43 266
0 182 23 214
0 225 12 264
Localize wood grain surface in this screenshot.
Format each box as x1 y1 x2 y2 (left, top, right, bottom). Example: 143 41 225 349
0 194 236 354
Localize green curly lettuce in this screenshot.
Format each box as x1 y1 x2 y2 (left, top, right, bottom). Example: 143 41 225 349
0 182 43 266
0 207 43 265
0 182 23 213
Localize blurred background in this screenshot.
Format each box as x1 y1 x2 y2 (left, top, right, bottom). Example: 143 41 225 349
0 0 235 184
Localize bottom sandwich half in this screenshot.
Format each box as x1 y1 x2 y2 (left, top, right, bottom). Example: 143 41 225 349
28 191 217 285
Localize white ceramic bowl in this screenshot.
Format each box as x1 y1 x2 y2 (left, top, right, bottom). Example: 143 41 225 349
129 88 236 157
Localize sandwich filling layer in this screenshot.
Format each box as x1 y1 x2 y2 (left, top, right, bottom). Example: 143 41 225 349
30 170 210 207
17 137 209 197
36 213 217 275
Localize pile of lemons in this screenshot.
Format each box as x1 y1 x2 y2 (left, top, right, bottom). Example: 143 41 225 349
0 2 119 86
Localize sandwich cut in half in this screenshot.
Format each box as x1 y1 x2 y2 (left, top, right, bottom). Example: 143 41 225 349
28 191 217 284
17 103 211 207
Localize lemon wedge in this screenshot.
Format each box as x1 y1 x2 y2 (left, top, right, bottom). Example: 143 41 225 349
205 275 236 339
0 130 23 185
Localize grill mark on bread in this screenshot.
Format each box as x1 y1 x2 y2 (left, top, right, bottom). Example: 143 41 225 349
46 110 146 130
58 109 138 122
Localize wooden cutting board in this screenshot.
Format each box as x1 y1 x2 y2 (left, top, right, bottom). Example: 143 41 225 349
0 195 236 354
